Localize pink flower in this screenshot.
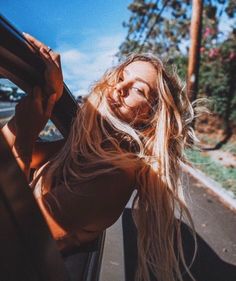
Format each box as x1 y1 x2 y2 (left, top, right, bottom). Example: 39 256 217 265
229 51 236 61
208 48 219 58
200 47 205 53
203 27 214 39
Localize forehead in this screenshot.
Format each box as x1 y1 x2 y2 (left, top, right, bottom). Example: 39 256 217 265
123 61 157 89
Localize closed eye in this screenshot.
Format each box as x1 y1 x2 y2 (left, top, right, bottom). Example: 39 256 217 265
118 77 124 83
131 87 145 96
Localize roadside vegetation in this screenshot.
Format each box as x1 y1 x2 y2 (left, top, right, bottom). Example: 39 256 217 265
186 146 236 197
118 0 236 194
185 114 236 196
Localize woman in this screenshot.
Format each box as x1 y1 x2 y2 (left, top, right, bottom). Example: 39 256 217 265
2 34 197 281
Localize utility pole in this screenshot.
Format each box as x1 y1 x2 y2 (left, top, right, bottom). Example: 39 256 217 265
187 0 203 101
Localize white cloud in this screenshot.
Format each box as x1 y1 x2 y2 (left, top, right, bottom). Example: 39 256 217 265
218 17 235 40
56 34 124 97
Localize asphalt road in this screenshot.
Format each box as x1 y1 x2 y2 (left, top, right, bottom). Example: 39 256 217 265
185 174 236 265
101 173 236 281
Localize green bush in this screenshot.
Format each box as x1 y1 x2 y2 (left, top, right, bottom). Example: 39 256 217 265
199 30 236 124
186 149 236 196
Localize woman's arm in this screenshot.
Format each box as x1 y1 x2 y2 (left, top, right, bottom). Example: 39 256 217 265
1 33 64 178
1 117 16 148
12 87 57 178
1 117 65 170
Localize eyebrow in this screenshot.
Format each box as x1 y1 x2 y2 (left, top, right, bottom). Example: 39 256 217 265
123 69 152 90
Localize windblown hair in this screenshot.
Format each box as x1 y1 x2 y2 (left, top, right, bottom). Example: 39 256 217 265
40 53 197 281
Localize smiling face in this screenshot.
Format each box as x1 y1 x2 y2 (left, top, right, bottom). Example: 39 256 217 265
108 61 158 126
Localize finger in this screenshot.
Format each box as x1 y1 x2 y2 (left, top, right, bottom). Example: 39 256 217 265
38 47 62 70
46 51 61 68
32 86 44 109
45 93 57 117
15 95 30 114
24 33 61 67
16 94 30 107
39 46 54 64
23 32 47 51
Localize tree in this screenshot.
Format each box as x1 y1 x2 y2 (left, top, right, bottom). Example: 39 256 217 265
118 0 236 147
199 28 236 148
118 0 235 60
118 0 192 59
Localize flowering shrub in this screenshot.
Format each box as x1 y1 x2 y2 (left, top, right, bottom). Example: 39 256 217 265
175 26 236 131
203 27 215 39
208 47 220 58
199 28 236 125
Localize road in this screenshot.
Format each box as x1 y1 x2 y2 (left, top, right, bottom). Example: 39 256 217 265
100 173 236 281
186 174 236 265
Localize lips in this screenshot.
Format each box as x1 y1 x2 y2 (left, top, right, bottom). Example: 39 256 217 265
107 96 122 108
111 101 122 107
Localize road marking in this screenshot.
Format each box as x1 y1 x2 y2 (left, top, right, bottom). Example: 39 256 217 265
0 107 14 112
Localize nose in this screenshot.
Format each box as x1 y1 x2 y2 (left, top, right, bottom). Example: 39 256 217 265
115 83 128 98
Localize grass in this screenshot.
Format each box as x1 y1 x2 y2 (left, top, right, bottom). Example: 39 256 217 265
221 140 236 154
185 149 236 197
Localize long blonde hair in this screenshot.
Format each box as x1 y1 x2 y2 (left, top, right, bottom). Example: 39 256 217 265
40 53 197 281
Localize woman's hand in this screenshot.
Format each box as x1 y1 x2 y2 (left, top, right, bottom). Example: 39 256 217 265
23 33 64 101
15 86 56 145
12 86 56 178
14 86 56 165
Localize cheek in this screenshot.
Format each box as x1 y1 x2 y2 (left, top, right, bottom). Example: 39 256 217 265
121 97 150 120
123 95 145 108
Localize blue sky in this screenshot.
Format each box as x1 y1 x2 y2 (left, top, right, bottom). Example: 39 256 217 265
1 0 133 96
1 1 234 97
